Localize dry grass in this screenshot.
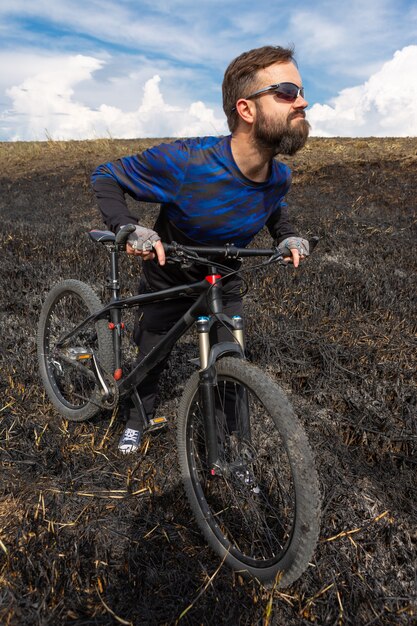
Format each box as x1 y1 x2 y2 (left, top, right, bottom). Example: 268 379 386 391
0 136 416 625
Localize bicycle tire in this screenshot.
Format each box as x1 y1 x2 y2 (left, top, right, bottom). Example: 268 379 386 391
37 279 114 421
177 356 321 586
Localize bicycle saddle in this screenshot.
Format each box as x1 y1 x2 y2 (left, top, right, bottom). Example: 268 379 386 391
88 230 116 243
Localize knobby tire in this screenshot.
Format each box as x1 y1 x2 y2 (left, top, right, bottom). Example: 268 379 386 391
177 356 321 586
37 280 114 421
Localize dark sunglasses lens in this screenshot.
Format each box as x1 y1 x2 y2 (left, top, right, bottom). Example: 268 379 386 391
275 83 304 101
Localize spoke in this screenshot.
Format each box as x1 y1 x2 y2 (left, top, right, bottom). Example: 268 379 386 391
187 376 296 565
45 293 100 410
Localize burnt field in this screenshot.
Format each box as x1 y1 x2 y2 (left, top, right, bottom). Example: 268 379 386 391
0 137 416 625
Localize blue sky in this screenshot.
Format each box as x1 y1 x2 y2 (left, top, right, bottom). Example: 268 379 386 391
1 0 416 140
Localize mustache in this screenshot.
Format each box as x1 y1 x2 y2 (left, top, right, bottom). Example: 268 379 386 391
287 111 306 121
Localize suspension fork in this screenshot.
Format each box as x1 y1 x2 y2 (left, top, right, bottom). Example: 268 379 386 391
198 269 223 469
197 315 251 469
196 270 250 469
197 316 219 469
231 316 251 443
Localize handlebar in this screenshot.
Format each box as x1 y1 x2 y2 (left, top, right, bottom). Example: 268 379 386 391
163 242 277 258
164 236 319 261
105 224 319 263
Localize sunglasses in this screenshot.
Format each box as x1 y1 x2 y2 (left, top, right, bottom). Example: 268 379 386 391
231 82 305 112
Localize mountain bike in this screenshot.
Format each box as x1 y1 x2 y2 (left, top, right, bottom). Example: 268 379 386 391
37 224 321 586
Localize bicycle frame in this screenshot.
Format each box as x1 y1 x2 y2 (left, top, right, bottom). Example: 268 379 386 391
55 224 312 468
56 239 249 467
57 271 244 384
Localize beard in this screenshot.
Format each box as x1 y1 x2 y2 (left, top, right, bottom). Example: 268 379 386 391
254 106 310 156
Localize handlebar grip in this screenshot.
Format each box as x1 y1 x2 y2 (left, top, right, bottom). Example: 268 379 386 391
163 243 177 254
115 224 136 247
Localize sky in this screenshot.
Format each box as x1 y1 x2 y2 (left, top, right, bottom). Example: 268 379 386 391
1 0 417 140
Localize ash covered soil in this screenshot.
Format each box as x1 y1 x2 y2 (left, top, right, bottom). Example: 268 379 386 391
0 137 416 625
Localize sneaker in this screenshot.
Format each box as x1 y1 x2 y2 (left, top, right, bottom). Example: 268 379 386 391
118 427 141 454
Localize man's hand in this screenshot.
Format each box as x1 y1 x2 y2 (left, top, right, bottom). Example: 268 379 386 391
126 225 165 265
277 237 310 268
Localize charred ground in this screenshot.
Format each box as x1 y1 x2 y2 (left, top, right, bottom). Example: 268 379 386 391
0 137 416 625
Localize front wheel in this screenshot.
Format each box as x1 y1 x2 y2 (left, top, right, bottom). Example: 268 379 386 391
177 357 321 586
37 279 115 421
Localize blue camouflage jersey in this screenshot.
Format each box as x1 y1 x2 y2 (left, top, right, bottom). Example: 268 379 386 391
92 135 296 287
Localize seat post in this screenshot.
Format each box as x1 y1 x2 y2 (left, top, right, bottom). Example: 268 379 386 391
109 245 120 302
108 243 123 378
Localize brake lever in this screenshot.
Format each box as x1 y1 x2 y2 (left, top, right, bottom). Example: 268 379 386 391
166 243 201 269
166 256 195 270
263 251 286 266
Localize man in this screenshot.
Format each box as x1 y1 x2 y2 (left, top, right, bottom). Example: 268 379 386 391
92 45 310 453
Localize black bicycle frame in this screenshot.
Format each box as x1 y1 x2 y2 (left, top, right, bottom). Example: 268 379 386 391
57 276 243 383
55 226 298 468
56 268 244 468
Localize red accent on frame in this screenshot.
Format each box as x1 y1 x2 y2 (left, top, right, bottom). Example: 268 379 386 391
205 274 221 285
113 368 123 380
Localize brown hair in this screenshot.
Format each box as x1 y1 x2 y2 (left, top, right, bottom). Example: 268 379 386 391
222 45 296 132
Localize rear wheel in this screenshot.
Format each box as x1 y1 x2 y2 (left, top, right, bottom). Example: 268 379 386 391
37 280 115 421
177 357 321 586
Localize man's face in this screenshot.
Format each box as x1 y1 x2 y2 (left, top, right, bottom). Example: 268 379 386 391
251 62 310 156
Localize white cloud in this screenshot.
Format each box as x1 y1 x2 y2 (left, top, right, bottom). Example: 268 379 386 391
2 0 417 142
308 46 417 137
1 30 417 140
0 55 227 140
0 0 235 66
290 1 417 75
291 12 348 54
3 55 104 140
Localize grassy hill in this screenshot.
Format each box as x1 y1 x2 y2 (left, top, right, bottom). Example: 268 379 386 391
0 137 416 625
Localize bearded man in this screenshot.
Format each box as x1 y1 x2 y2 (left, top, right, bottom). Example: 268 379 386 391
92 45 311 454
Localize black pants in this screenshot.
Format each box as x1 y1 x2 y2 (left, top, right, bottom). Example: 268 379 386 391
126 279 243 429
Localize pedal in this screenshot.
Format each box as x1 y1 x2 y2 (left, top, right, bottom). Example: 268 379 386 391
146 416 168 432
65 347 93 361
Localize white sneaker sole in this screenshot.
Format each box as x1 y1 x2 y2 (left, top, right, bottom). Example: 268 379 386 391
118 443 140 454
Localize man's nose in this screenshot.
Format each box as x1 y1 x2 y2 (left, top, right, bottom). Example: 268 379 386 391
294 94 308 108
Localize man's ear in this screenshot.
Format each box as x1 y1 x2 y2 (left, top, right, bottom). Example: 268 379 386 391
235 99 256 125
